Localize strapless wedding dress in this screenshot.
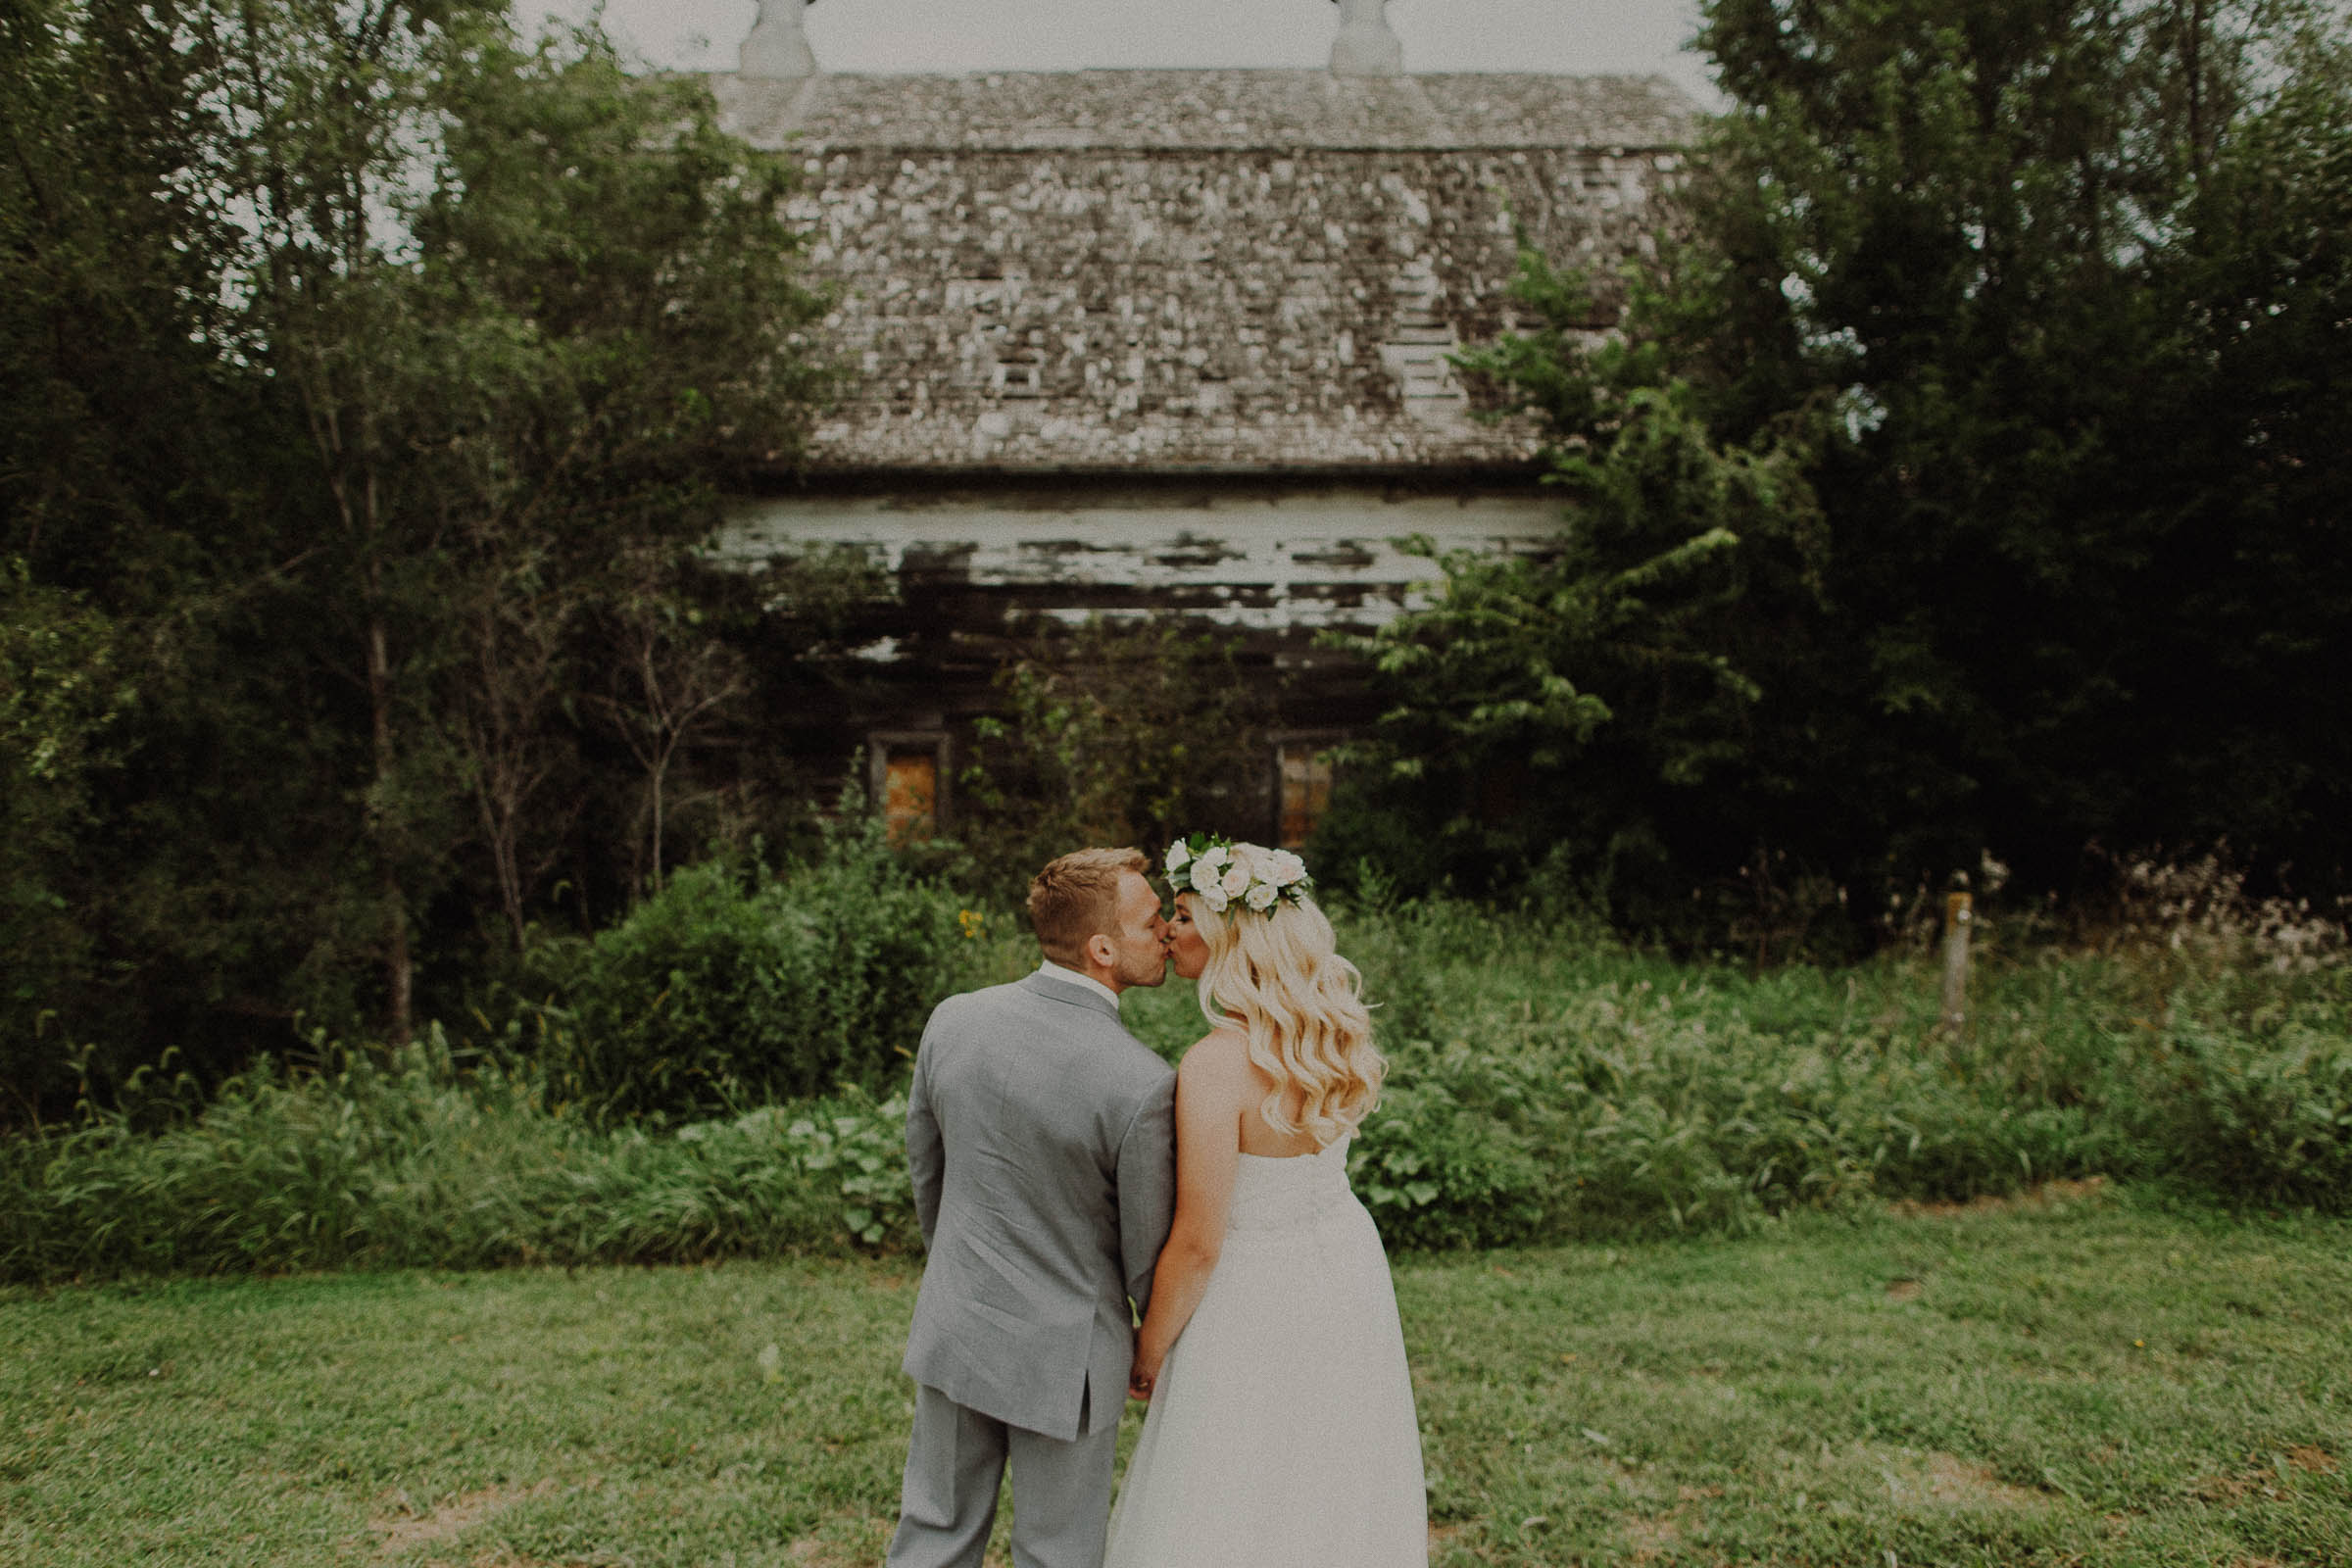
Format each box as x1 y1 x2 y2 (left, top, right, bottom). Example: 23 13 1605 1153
1103 1137 1428 1568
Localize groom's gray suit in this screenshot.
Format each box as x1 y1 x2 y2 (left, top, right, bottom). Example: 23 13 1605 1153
887 968 1178 1568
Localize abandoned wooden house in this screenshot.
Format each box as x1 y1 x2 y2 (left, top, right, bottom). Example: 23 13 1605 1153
708 0 1695 845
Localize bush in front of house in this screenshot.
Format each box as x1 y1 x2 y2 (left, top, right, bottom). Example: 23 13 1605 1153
523 818 986 1125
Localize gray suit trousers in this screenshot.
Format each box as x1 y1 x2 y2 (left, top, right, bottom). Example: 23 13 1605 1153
886 1382 1118 1568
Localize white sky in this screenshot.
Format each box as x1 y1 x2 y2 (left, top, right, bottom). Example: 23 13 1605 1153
541 1 1720 104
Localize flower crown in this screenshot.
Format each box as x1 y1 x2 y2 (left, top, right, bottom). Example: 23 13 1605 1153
1164 834 1313 915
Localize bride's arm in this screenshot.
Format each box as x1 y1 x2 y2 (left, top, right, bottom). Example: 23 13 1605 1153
1128 1031 1249 1398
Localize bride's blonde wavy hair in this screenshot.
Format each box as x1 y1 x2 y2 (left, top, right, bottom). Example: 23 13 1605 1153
1189 886 1383 1147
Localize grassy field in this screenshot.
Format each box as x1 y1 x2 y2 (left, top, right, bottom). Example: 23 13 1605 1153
5 1190 2346 1567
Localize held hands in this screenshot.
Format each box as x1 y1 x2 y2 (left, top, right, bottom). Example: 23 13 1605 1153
1127 1348 1163 1402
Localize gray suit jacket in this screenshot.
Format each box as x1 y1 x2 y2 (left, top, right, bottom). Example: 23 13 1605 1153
902 971 1178 1442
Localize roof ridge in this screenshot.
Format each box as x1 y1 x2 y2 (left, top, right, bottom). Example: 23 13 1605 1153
712 68 1697 155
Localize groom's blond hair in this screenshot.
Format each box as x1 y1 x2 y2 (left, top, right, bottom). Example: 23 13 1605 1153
1028 847 1148 967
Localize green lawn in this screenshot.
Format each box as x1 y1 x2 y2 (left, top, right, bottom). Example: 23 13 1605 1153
4 1193 2346 1567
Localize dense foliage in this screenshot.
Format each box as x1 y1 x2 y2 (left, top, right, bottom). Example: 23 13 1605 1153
1 2 835 1114
0 1033 914 1281
1335 0 2352 940
523 819 985 1125
9 895 2345 1282
956 617 1274 899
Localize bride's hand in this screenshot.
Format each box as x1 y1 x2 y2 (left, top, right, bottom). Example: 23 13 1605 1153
1127 1350 1161 1401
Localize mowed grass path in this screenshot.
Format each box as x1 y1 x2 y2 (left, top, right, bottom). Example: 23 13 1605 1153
5 1195 2346 1567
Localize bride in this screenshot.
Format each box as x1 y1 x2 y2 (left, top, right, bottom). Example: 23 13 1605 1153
1102 836 1427 1568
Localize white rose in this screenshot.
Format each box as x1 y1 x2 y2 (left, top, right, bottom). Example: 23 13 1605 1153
1245 882 1278 911
1219 864 1250 898
1269 851 1306 885
1189 858 1223 896
1199 844 1229 872
1200 887 1230 914
1165 841 1192 875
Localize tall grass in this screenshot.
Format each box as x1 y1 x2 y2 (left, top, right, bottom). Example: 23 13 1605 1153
4 901 2346 1282
0 1029 912 1283
1125 899 2352 1246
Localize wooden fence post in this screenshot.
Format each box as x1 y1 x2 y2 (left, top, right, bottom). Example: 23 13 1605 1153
1940 890 1974 1036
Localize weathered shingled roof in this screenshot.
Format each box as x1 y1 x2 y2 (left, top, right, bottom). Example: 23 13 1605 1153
711 70 1697 475
713 69 1694 153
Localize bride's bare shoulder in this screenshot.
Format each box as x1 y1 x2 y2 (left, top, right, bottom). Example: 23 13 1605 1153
1176 1022 1250 1083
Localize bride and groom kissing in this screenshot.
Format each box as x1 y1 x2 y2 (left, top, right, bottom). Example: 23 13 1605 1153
887 842 1428 1568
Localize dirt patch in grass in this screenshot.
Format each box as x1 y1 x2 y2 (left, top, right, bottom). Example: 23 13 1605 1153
787 1515 897 1567
2195 1471 2268 1503
1622 1513 1684 1561
370 1482 557 1557
1890 1176 2109 1218
2194 1446 2337 1504
1617 1488 1720 1561
1831 1445 2051 1511
1921 1452 2046 1508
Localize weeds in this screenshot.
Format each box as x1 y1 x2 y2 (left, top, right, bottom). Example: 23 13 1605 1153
4 897 2348 1282
0 1029 907 1283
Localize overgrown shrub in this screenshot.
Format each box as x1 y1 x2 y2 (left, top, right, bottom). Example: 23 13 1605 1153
956 616 1273 901
1349 903 2352 1237
524 820 982 1123
1347 1074 1549 1249
6 900 2348 1283
2134 1009 2352 1203
0 1031 918 1284
1128 895 2351 1243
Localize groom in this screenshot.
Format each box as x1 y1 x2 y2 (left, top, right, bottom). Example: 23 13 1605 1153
887 847 1179 1568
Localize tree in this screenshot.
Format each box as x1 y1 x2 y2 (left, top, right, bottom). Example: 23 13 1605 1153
0 2 826 1087
1332 250 1837 924
1686 0 2352 895
408 23 827 941
589 547 752 897
0 564 134 1116
449 548 583 953
2 0 346 1091
959 619 1275 897
211 8 828 1039
1348 0 2352 932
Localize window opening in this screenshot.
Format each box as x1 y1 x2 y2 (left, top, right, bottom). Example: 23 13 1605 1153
1277 741 1336 849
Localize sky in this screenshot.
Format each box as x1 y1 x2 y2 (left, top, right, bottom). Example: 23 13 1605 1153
538 1 1719 104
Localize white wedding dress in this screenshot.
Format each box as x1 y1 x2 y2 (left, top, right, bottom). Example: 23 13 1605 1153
1103 1136 1428 1568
